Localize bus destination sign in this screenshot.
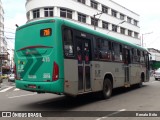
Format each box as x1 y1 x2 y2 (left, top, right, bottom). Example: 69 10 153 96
40 28 52 37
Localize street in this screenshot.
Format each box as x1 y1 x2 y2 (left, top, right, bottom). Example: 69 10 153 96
0 77 160 120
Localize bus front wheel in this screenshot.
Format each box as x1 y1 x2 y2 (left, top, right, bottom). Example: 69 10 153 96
102 78 112 99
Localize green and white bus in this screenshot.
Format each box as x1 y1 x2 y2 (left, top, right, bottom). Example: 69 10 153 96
14 18 150 99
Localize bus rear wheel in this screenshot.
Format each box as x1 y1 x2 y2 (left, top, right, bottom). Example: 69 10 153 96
102 78 112 99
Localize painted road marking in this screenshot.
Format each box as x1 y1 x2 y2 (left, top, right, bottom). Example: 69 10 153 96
0 86 14 92
13 88 20 91
96 109 126 120
8 93 37 99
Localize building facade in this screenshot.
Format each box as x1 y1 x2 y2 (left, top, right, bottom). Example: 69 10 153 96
0 0 9 74
0 0 5 52
148 48 160 70
26 0 140 45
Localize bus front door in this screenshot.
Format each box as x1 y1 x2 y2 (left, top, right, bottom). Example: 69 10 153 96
123 48 131 87
77 38 91 92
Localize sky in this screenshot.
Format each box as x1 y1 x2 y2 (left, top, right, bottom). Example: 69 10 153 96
2 0 26 50
115 0 160 49
2 0 160 50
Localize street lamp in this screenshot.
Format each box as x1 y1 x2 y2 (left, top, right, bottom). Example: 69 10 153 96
142 32 153 47
93 12 103 30
118 20 126 25
107 20 125 34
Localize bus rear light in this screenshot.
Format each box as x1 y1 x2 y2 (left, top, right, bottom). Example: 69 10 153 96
52 62 59 81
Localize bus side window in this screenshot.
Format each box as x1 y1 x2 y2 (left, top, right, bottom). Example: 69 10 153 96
132 48 138 63
94 38 100 59
120 45 123 61
112 43 122 62
63 29 74 57
140 51 145 63
94 38 111 61
137 50 140 62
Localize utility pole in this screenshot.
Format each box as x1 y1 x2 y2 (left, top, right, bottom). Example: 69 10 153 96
142 32 153 47
93 12 103 30
107 20 125 34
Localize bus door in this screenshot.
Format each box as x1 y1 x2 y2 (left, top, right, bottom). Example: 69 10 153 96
77 38 91 92
123 48 131 87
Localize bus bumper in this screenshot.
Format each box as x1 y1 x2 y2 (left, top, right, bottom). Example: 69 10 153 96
15 79 64 93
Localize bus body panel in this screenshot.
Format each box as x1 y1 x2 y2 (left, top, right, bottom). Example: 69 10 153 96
15 19 64 93
64 59 78 95
130 64 141 84
16 78 64 93
14 18 150 96
91 61 125 89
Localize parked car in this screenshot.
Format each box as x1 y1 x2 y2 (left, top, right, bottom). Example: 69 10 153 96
1 74 8 80
154 68 160 80
8 74 15 82
0 78 2 84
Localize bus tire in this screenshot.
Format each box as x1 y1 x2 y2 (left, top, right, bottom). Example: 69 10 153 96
102 78 112 99
138 74 144 88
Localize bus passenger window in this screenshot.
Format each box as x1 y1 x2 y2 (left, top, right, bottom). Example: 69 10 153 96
140 51 145 63
137 50 140 62
94 39 111 61
132 48 139 63
112 43 122 61
63 29 74 57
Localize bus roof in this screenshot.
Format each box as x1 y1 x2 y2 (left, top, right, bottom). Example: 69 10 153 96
61 18 147 52
17 17 147 52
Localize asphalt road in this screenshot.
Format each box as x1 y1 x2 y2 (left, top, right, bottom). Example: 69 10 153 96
0 77 160 120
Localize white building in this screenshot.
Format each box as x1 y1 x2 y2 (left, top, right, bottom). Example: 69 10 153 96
26 0 140 45
0 0 10 73
148 48 160 61
0 0 5 52
148 48 160 70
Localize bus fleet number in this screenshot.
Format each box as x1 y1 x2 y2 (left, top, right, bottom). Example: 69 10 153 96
42 57 50 62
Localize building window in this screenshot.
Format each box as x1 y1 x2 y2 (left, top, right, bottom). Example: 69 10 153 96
78 13 86 23
120 27 125 34
102 5 108 14
112 24 117 32
44 8 54 17
91 0 98 9
102 21 109 29
134 32 139 38
33 9 40 19
111 10 117 18
127 17 132 23
91 17 98 27
120 14 125 20
60 8 72 19
128 30 132 36
134 20 138 26
77 0 85 4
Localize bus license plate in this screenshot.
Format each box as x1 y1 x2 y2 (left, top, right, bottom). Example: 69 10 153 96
28 85 36 89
